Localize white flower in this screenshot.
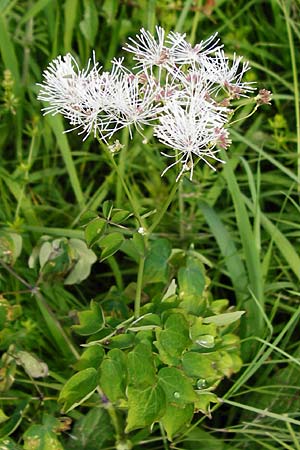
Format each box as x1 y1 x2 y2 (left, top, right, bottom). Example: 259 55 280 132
102 59 163 139
203 49 256 96
37 53 111 139
167 31 222 66
154 92 228 180
123 26 173 69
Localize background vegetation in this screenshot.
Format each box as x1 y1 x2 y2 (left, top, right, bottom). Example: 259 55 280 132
0 0 299 448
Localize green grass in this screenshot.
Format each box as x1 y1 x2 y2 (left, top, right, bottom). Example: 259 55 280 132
0 0 299 448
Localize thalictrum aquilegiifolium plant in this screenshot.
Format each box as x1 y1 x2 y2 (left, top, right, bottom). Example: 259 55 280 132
34 27 272 447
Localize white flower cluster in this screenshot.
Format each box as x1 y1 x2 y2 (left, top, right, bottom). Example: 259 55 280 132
38 27 256 180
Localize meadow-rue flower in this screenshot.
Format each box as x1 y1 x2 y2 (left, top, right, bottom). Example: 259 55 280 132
37 27 263 180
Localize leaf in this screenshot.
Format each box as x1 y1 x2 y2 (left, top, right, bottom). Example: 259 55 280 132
15 351 48 378
98 232 124 262
143 238 172 283
99 349 127 402
126 384 166 432
178 256 206 314
155 313 191 365
203 311 245 327
161 403 194 441
111 209 131 224
23 424 64 450
158 367 197 406
107 333 135 349
58 368 98 413
74 345 104 371
182 352 220 380
127 342 156 388
85 217 107 247
194 392 219 417
66 407 114 449
64 239 97 285
72 301 104 336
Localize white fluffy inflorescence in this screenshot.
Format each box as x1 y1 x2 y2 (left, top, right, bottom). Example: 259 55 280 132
38 27 256 180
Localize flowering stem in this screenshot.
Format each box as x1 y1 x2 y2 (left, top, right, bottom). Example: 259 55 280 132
100 139 145 229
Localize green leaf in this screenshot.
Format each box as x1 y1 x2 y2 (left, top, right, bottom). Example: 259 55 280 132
102 200 114 219
182 352 220 380
144 238 171 283
23 424 64 450
74 345 104 371
127 342 156 388
98 232 124 262
161 403 194 441
79 0 99 46
111 209 131 224
203 311 245 327
126 384 166 432
108 333 135 349
72 301 104 336
178 256 206 314
85 217 107 247
155 313 191 365
99 349 127 402
158 367 197 406
0 232 22 265
59 368 98 413
194 392 219 416
66 407 114 449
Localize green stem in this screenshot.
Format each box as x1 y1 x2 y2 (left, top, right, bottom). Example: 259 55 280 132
101 141 145 228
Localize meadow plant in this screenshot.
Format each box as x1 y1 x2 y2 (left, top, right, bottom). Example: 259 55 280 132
34 28 270 447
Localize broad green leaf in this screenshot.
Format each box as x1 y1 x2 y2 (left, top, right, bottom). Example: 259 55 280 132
66 407 114 450
99 349 127 402
0 232 22 265
128 313 161 332
72 301 104 336
74 345 104 371
194 392 219 416
203 311 245 327
158 367 197 406
108 333 135 349
23 424 64 450
182 352 220 380
144 238 171 283
126 384 166 432
111 209 131 224
178 256 206 314
58 368 98 413
85 217 107 247
161 403 194 441
155 313 191 365
98 232 124 262
127 342 156 388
